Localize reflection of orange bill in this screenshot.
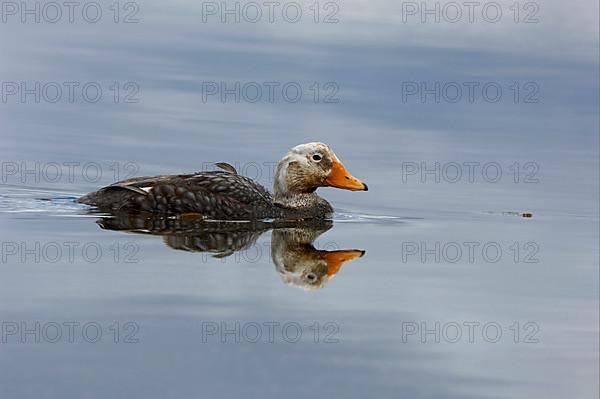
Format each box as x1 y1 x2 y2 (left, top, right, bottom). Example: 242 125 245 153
319 249 366 276
324 159 368 191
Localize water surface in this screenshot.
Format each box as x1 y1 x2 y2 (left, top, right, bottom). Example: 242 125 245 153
0 1 598 398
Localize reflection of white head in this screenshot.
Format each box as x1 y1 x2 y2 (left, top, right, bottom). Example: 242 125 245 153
270 227 365 291
270 227 331 291
276 265 332 291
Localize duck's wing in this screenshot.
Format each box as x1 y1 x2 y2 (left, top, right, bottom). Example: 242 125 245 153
184 171 272 204
78 171 273 218
76 174 180 208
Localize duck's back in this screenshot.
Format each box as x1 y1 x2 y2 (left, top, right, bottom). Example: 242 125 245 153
77 170 275 219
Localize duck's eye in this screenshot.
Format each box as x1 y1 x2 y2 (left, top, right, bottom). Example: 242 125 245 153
312 154 322 162
306 272 318 282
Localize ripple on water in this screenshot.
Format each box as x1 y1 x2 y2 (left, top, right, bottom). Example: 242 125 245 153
333 210 420 224
0 187 91 216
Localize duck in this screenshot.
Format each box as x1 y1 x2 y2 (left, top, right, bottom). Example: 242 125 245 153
77 142 368 219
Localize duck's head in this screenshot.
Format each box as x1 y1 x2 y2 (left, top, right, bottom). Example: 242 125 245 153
274 142 368 198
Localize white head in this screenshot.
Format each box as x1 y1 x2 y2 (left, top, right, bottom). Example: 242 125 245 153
273 142 368 198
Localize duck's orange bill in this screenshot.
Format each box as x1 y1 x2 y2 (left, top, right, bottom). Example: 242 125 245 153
324 159 368 191
319 249 365 276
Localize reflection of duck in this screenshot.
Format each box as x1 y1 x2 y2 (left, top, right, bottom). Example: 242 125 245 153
96 212 365 290
271 225 364 290
78 143 367 219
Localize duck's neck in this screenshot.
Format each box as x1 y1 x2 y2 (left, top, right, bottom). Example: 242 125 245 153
273 192 333 217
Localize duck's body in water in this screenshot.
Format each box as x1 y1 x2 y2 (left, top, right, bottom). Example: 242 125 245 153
77 142 368 220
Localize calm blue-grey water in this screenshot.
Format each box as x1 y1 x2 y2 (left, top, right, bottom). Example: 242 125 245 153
1 1 598 398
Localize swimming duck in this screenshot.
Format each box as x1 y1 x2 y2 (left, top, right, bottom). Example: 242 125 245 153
77 142 368 219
